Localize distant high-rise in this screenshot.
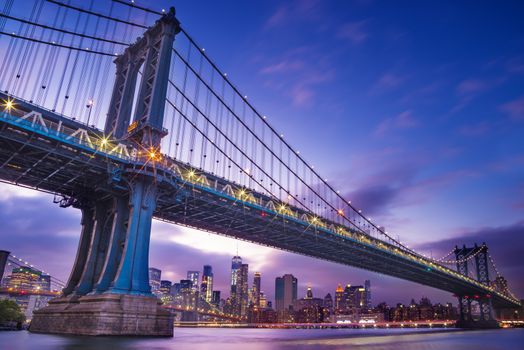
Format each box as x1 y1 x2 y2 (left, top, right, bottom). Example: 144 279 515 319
171 282 181 296
259 291 267 308
238 264 249 316
212 290 221 307
365 280 371 309
160 280 172 296
187 270 200 292
229 256 244 316
201 265 214 303
253 272 261 308
38 274 51 292
230 256 242 290
6 266 40 291
305 285 313 299
148 267 161 294
324 293 333 313
335 284 344 313
275 274 297 312
180 279 193 292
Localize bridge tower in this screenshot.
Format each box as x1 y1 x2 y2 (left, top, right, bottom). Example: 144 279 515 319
30 8 180 337
454 243 498 329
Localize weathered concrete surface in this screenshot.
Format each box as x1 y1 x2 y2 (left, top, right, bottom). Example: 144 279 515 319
29 294 173 336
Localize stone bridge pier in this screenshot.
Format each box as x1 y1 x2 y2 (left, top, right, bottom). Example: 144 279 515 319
29 7 180 337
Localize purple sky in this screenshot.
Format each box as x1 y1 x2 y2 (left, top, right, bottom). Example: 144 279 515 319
1 0 524 306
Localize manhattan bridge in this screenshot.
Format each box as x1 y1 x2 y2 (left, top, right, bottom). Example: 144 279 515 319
0 0 520 336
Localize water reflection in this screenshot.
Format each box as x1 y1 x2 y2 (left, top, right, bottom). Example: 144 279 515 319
1 328 523 350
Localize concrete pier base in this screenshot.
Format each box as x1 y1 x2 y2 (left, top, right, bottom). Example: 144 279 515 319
29 294 173 336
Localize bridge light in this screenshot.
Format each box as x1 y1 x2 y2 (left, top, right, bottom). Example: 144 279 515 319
337 209 344 216
101 137 108 146
3 98 15 112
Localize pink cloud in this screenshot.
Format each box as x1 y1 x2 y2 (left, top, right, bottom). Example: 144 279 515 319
290 85 315 107
458 121 490 137
456 79 488 95
264 0 321 29
507 56 524 74
260 60 305 74
375 110 418 136
337 20 369 44
370 72 406 95
265 6 288 28
500 95 524 121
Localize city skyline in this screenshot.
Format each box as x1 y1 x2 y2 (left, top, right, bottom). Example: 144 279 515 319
0 0 523 308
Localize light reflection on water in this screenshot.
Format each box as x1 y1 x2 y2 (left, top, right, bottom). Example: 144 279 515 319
1 328 523 350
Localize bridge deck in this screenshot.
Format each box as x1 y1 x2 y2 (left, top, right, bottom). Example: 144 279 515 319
0 93 519 309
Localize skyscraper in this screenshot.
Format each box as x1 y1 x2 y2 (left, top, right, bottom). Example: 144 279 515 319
335 284 344 313
230 256 242 290
365 280 371 310
38 274 51 292
238 263 249 316
252 272 261 308
187 270 200 292
201 265 214 303
324 293 334 314
212 290 221 307
275 274 297 312
229 256 243 316
160 280 172 296
149 267 161 295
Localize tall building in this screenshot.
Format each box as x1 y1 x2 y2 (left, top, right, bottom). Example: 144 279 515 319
365 280 371 310
212 290 221 307
5 266 40 291
238 263 249 316
275 274 297 312
149 267 161 295
187 270 200 292
171 282 181 296
160 280 172 296
229 256 244 316
201 265 214 303
259 291 267 308
252 272 261 308
38 274 51 292
335 284 344 313
305 285 313 299
230 256 242 291
324 293 333 314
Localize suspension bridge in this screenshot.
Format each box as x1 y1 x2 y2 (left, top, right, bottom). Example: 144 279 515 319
0 0 520 336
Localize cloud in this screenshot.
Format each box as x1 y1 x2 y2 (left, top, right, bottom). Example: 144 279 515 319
507 56 524 74
260 60 305 75
264 0 321 29
449 78 490 114
456 79 488 96
258 46 335 107
375 110 418 136
458 121 490 137
370 72 406 95
500 95 524 121
345 185 400 216
337 20 369 44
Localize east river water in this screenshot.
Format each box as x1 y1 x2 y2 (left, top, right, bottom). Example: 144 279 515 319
1 327 523 350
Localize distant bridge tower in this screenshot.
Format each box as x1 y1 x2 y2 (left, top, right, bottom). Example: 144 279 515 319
455 243 498 328
30 8 180 337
